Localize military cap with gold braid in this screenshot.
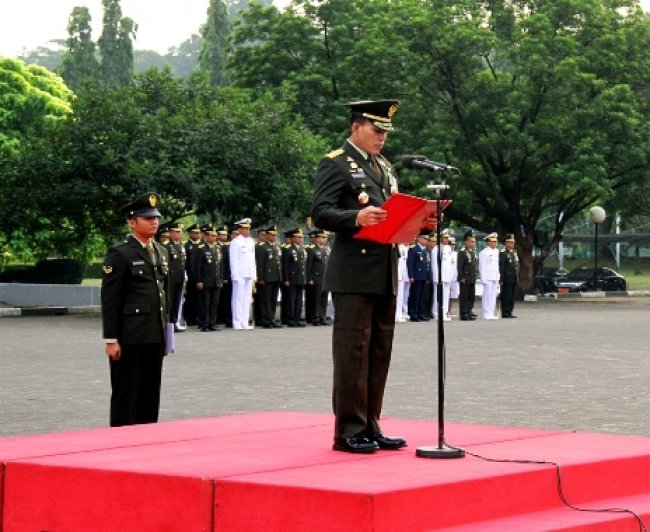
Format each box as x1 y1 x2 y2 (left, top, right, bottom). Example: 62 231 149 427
505 233 516 243
345 99 399 132
120 192 161 218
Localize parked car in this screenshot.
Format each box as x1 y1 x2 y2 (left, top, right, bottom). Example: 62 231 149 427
535 267 569 293
554 267 627 293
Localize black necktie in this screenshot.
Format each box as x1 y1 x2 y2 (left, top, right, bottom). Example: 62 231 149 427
369 156 381 178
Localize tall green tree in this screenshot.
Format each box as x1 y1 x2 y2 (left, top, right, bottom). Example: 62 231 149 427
199 0 231 86
227 0 650 290
98 0 137 87
397 0 650 288
58 6 100 91
0 59 73 264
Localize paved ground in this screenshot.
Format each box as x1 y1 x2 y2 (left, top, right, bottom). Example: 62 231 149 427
1 298 649 439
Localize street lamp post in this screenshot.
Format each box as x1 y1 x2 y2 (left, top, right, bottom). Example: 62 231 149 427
589 206 606 291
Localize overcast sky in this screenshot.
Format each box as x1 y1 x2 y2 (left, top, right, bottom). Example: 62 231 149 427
0 0 648 58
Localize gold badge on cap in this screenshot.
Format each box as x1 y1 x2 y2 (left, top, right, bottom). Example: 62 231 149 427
149 194 158 207
102 265 113 275
388 104 398 117
358 183 369 205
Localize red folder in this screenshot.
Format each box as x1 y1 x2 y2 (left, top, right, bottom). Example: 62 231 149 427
354 192 452 244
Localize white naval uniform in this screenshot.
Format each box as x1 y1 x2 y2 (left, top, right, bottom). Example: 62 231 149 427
440 244 454 318
478 245 500 319
449 248 459 300
430 244 439 318
229 234 257 329
396 243 410 321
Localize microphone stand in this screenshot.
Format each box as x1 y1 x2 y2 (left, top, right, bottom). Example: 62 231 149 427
416 174 465 459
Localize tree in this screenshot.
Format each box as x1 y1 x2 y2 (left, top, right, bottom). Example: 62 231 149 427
4 69 325 263
58 6 101 91
98 0 137 87
398 0 650 289
227 0 650 291
0 58 73 264
199 0 231 86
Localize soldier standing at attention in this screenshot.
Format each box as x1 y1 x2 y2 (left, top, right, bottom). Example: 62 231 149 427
255 225 283 328
216 226 233 327
305 229 330 326
101 192 170 427
312 99 411 454
164 223 186 332
282 228 307 327
499 234 520 318
407 232 431 322
229 218 256 329
183 223 202 327
457 230 477 321
479 232 500 319
194 224 223 331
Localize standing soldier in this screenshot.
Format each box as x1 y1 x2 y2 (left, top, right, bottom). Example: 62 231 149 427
499 234 520 318
164 223 186 332
312 99 411 454
457 230 477 321
407 231 431 322
256 225 283 328
448 236 459 318
306 229 330 326
229 218 256 329
439 229 454 321
101 192 170 427
479 232 500 319
216 225 233 327
253 228 267 325
194 224 223 331
282 228 307 327
183 223 202 327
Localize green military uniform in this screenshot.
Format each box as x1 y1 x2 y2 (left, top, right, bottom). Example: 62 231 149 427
457 230 477 320
499 234 520 318
312 99 406 453
101 192 170 427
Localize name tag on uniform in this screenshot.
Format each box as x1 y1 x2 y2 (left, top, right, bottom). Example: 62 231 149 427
132 260 145 266
351 172 366 179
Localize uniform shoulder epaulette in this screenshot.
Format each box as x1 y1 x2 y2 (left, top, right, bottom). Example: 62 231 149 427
409 244 416 248
197 243 205 249
257 242 265 246
326 148 345 159
460 246 466 251
500 248 506 253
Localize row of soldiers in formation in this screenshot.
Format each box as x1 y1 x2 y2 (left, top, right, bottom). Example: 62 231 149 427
156 218 331 331
399 229 520 322
158 219 520 330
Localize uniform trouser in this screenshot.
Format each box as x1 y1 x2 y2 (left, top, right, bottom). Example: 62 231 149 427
231 278 254 328
482 280 499 318
442 282 451 316
287 284 305 324
280 284 290 323
306 283 325 323
429 281 437 317
110 343 164 427
198 285 220 327
217 281 232 324
319 290 329 322
459 281 475 316
396 280 407 319
183 282 199 325
259 281 280 324
408 280 427 319
332 293 396 439
169 281 184 324
501 282 517 316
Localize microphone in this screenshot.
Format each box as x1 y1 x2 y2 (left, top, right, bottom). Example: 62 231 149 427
402 155 459 172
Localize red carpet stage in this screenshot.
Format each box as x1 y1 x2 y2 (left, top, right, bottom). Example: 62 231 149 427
1 412 649 531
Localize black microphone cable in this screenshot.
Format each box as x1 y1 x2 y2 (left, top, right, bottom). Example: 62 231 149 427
441 439 648 531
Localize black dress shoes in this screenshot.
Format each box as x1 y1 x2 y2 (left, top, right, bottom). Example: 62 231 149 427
460 314 471 321
372 433 407 450
332 435 378 454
